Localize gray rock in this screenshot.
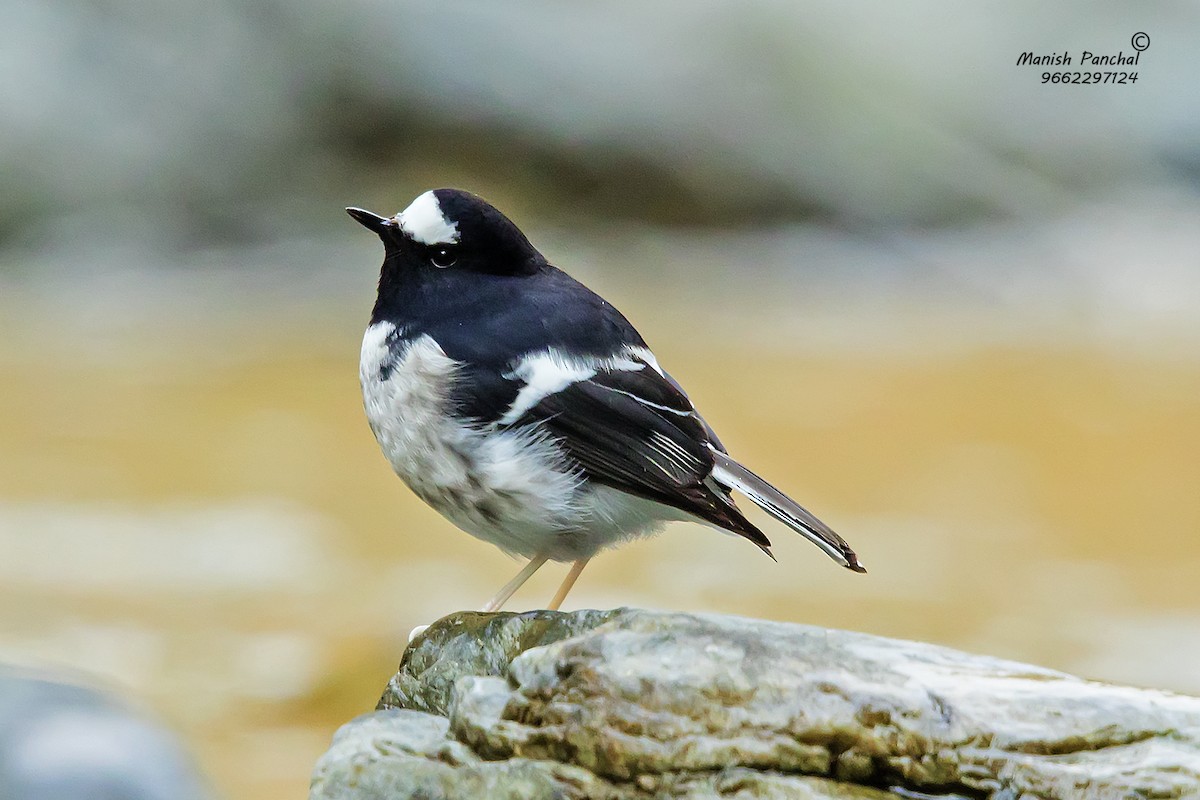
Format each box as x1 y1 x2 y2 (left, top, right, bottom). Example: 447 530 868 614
312 609 1200 799
0 666 212 800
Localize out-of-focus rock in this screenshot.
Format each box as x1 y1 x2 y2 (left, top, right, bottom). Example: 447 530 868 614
4 1 1197 258
0 666 212 800
312 608 1200 799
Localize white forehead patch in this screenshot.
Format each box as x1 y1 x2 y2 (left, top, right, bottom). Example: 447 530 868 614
395 190 459 245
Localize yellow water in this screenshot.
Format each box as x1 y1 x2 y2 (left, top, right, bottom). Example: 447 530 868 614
2 294 1198 799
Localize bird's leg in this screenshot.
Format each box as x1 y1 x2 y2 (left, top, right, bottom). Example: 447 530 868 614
546 558 590 611
480 553 549 612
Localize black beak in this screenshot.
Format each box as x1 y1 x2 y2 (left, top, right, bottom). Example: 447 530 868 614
346 207 395 236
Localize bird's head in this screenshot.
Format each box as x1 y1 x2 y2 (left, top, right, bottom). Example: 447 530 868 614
347 189 545 278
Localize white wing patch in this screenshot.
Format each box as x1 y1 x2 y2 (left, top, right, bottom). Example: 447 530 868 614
626 346 664 375
396 190 459 245
499 351 597 425
499 347 649 426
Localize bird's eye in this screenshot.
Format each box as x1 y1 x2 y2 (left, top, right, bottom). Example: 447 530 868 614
429 248 457 268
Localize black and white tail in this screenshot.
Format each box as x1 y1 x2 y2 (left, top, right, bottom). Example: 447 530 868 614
709 450 866 573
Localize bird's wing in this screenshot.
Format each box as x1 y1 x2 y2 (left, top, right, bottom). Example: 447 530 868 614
498 348 773 553
493 347 864 572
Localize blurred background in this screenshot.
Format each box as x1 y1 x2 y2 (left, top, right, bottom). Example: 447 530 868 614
2 1 1199 798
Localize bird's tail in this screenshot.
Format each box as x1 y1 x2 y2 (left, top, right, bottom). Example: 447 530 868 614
709 451 866 573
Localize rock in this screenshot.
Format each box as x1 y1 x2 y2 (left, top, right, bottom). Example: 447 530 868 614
311 609 1200 799
0 665 212 800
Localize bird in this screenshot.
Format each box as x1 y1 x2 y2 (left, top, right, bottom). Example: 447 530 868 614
347 188 865 613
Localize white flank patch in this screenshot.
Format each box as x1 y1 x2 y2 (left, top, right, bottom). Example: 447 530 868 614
396 190 459 245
